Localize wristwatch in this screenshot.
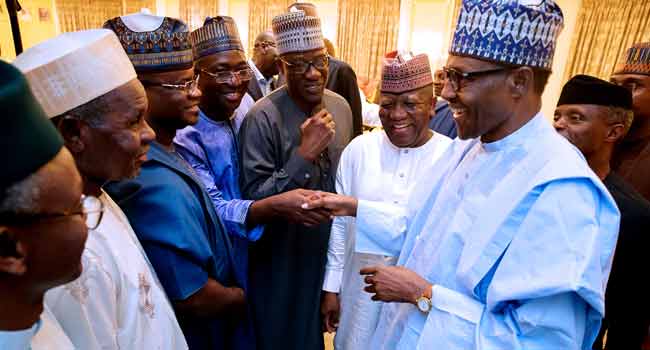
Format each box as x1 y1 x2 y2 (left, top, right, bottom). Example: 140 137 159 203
416 286 433 313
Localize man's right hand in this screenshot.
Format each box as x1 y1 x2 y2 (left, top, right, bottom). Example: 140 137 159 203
297 109 336 162
270 189 332 226
303 191 358 217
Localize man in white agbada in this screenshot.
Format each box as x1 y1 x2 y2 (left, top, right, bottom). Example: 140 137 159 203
345 0 620 348
13 28 188 349
313 51 452 349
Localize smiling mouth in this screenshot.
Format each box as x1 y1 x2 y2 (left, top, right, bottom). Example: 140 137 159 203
392 123 411 130
224 92 242 102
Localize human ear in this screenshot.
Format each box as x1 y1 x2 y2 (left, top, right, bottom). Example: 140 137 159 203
56 116 85 154
0 227 27 276
606 123 625 143
508 67 534 98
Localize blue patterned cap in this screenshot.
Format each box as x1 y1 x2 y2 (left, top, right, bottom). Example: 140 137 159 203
450 0 564 71
104 14 193 73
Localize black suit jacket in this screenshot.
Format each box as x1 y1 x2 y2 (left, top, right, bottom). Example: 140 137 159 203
326 58 362 137
247 74 278 101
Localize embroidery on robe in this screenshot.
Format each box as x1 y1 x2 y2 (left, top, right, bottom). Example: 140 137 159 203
138 273 155 318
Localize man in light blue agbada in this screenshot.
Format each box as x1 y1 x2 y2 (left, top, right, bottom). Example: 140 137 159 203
358 1 621 349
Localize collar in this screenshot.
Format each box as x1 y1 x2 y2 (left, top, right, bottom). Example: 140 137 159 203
482 111 546 152
248 59 266 83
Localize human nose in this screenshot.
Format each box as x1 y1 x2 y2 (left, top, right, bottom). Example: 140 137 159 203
553 115 567 130
304 63 322 79
140 119 156 144
441 78 457 101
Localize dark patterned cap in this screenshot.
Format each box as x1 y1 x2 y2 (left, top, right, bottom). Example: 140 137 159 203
104 13 193 72
190 16 244 60
614 42 650 76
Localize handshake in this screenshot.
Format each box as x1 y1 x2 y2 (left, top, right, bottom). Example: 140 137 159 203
271 189 358 227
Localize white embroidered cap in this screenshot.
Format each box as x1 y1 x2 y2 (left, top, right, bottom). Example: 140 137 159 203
13 29 137 118
272 10 324 55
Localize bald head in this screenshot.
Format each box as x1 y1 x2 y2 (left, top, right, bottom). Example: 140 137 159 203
252 31 279 78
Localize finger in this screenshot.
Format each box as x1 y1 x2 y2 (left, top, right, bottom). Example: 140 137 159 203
309 108 329 119
322 113 334 124
364 284 377 294
371 294 381 301
300 117 312 130
302 209 331 224
327 121 336 131
360 266 379 275
364 275 374 284
303 197 326 210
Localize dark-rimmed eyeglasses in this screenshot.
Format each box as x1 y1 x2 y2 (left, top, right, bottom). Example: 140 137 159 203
280 55 329 75
199 67 254 84
0 194 105 230
140 75 199 93
443 66 510 92
254 41 277 50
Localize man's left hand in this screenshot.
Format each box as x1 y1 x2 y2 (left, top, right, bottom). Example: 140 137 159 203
360 265 431 304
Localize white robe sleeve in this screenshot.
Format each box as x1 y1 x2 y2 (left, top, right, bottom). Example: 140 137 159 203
323 148 351 293
354 200 407 257
45 242 120 350
418 287 588 350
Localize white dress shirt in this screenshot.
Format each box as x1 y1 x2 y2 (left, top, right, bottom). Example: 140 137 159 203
323 130 452 350
0 306 74 350
45 192 187 350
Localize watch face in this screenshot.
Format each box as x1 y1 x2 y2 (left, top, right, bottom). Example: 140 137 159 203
417 298 430 312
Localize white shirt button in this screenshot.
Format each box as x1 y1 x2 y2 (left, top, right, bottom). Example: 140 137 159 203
404 150 409 154
399 173 405 178
305 173 311 179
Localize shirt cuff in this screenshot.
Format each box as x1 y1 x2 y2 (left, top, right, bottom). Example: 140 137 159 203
355 199 407 257
431 284 484 324
283 150 318 187
322 268 343 293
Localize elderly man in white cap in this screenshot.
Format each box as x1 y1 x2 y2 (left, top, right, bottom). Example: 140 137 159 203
351 0 620 349
13 29 187 350
238 10 352 350
312 51 452 350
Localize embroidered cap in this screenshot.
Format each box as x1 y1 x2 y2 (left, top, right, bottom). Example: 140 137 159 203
613 42 650 76
13 29 137 118
557 74 633 109
381 51 433 93
190 16 244 60
103 13 193 72
450 0 564 71
272 11 324 55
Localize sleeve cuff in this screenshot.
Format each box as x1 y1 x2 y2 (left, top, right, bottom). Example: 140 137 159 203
283 150 318 187
322 269 343 293
431 284 484 324
355 199 407 256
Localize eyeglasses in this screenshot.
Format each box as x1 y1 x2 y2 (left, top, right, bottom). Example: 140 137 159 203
199 67 253 84
280 55 329 75
140 75 199 93
0 194 104 230
443 66 510 92
254 41 277 50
